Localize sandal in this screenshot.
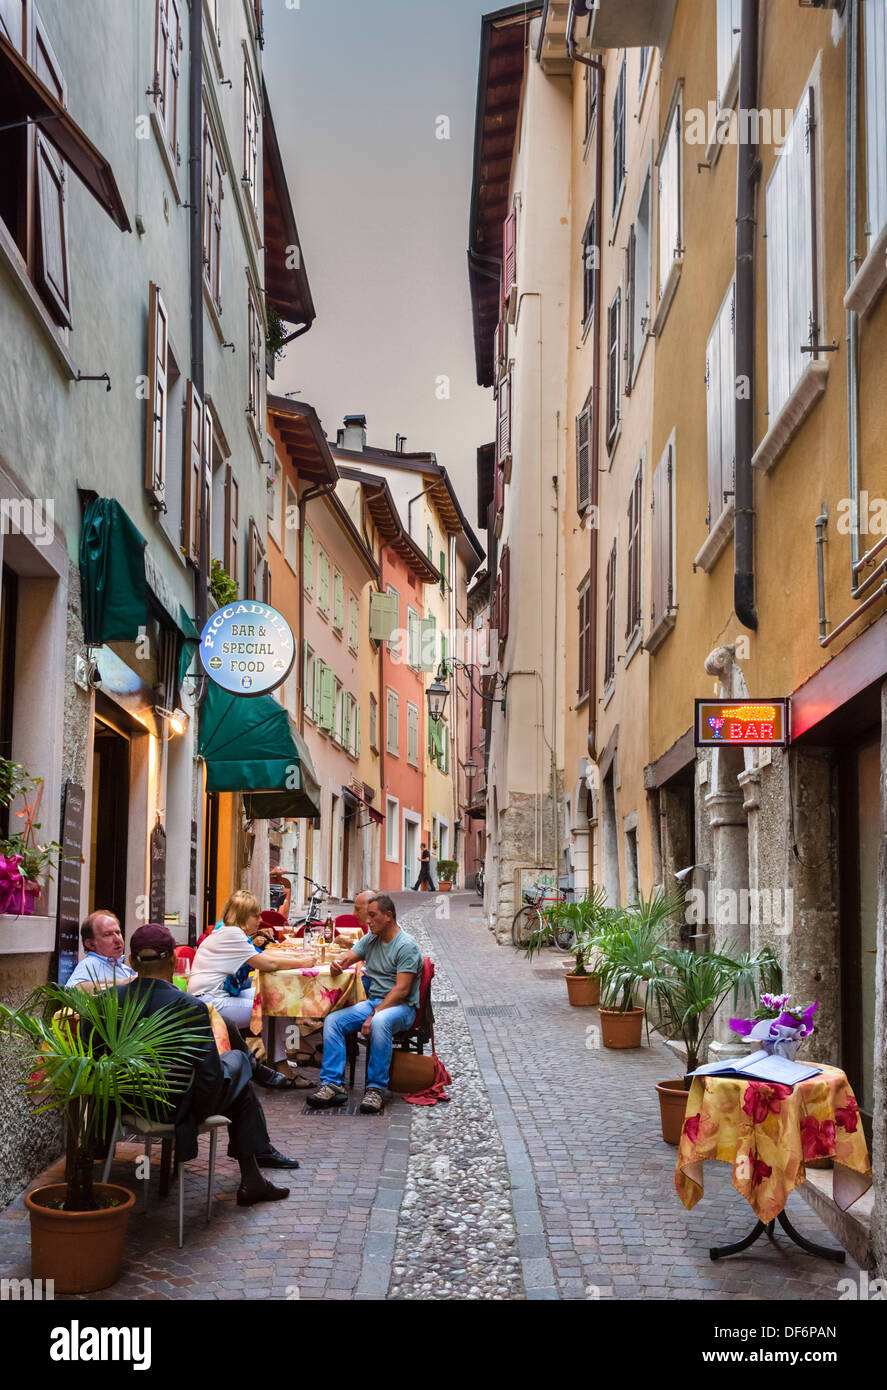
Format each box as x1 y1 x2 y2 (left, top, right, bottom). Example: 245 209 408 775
272 1060 314 1089
254 1063 298 1090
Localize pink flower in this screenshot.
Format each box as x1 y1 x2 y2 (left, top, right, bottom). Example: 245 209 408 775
801 1116 835 1160
751 1158 772 1188
683 1114 701 1145
320 987 341 1007
835 1096 859 1134
741 1081 793 1124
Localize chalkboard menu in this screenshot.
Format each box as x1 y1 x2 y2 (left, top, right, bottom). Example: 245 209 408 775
55 781 85 985
149 817 166 924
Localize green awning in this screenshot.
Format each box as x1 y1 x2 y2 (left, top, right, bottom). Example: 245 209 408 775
198 678 321 820
79 497 149 645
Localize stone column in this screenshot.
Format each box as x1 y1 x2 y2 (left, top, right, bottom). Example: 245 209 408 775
705 748 750 1062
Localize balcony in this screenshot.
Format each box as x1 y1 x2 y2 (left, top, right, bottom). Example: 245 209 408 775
584 0 677 51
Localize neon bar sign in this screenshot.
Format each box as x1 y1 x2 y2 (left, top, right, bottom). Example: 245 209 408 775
694 699 789 748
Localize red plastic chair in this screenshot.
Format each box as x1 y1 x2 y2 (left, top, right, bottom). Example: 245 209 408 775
174 946 196 967
347 957 435 1087
333 913 366 935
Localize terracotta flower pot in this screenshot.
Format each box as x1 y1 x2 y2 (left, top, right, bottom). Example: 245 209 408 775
565 973 600 1007
25 1183 135 1294
599 1006 644 1049
438 881 452 892
655 1079 691 1145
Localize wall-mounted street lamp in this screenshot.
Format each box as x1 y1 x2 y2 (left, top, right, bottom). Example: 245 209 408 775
426 659 507 725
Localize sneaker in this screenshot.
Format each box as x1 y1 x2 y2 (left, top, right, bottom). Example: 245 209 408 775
306 1082 348 1110
359 1088 385 1115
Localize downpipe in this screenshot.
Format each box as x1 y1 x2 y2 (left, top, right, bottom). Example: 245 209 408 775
733 0 759 632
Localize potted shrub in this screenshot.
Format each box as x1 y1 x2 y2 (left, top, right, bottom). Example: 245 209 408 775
437 859 458 892
523 890 610 1006
0 982 206 1293
592 889 680 1048
647 945 782 1143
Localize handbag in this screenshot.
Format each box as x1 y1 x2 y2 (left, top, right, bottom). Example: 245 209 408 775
387 1016 439 1095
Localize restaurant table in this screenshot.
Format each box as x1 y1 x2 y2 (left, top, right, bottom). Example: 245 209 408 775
675 1064 871 1261
255 960 366 1062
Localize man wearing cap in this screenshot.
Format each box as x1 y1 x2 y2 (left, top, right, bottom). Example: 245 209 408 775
122 924 300 1206
66 911 137 991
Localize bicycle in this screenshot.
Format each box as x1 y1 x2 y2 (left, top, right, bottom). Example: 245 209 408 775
291 875 329 937
475 865 485 896
511 883 573 951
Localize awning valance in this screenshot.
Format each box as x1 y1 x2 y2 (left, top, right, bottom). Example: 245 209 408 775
199 679 321 820
342 785 384 824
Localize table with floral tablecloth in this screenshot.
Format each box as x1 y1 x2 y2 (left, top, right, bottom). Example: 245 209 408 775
259 964 365 1020
676 1064 871 1225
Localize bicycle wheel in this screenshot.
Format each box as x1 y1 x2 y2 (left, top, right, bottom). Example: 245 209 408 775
511 905 538 948
551 924 577 953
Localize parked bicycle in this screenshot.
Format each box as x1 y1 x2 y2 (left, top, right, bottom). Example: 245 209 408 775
475 865 485 896
291 875 329 937
511 882 572 951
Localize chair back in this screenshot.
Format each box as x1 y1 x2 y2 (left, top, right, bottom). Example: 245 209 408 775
333 913 365 934
412 956 435 1046
174 946 196 967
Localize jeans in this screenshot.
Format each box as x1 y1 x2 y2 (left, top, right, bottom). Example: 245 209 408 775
319 994 417 1092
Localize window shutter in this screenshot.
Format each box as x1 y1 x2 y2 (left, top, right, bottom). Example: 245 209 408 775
865 2 887 239
263 557 271 603
385 587 400 648
343 694 351 749
419 615 437 671
719 283 735 516
34 129 71 328
658 104 681 303
651 444 674 632
333 571 344 629
317 551 329 612
706 317 722 531
716 0 741 108
313 658 323 722
624 223 636 394
370 696 377 749
224 464 239 584
499 546 510 642
407 704 418 764
303 524 314 592
502 209 517 301
576 405 591 512
184 381 203 564
145 282 168 507
604 542 616 684
765 90 815 421
320 664 335 730
426 524 433 562
496 374 511 469
354 702 361 756
349 595 359 650
303 641 312 718
387 690 399 753
607 293 621 442
439 550 447 596
369 591 397 641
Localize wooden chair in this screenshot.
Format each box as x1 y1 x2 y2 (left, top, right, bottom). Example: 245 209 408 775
346 956 435 1088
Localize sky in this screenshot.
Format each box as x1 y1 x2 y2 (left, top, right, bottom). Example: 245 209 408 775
262 0 502 518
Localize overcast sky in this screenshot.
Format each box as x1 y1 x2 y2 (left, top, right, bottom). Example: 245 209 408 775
262 0 500 522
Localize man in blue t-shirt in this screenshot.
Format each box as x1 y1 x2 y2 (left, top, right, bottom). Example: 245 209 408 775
307 894 423 1115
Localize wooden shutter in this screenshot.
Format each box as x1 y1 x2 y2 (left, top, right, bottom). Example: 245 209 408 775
651 444 674 632
439 550 447 596
865 2 887 239
263 556 271 603
184 381 203 563
407 704 418 764
716 0 742 108
419 615 437 671
202 406 213 573
247 518 265 600
224 464 239 583
303 641 312 718
499 546 510 643
502 209 517 301
313 658 323 723
354 702 360 756
606 293 620 442
626 471 642 637
369 591 398 641
624 224 636 394
766 91 815 421
34 128 71 328
317 551 329 612
145 282 168 507
496 373 511 468
707 282 735 529
576 405 591 512
333 572 344 629
387 690 399 753
349 596 359 651
613 59 625 212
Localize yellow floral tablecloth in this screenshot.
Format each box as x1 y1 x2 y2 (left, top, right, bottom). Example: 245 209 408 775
257 965 365 1022
675 1065 871 1224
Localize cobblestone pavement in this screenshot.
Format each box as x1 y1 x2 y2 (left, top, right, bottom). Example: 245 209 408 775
0 891 863 1301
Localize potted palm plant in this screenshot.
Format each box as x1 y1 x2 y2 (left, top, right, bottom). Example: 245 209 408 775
646 944 782 1142
437 859 458 892
0 982 206 1293
592 889 680 1048
523 890 611 1006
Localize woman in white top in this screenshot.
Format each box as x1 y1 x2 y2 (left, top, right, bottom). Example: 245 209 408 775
190 890 289 1029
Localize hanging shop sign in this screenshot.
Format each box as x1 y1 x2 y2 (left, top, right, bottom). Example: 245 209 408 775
199 601 295 697
694 699 789 748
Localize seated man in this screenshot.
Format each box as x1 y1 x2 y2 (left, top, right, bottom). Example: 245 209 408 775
119 923 300 1205
66 911 137 990
332 887 374 938
307 893 422 1116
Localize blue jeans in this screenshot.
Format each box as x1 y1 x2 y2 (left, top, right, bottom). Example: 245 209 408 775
319 995 417 1091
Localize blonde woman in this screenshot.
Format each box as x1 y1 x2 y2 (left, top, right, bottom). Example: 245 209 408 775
190 891 290 1030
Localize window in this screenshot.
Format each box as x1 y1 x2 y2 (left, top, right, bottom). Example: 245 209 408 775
386 689 399 756
407 702 419 766
333 570 344 631
284 481 298 571
317 550 330 614
496 373 511 474
576 395 591 513
582 204 597 330
184 380 212 565
626 467 642 640
577 579 591 701
348 595 359 652
606 290 621 446
604 541 617 687
706 280 736 531
202 110 223 310
386 798 399 861
145 282 169 508
650 440 676 642
657 95 682 306
243 60 260 215
638 47 651 101
386 584 399 650
369 590 398 641
407 607 419 668
612 56 626 217
153 0 181 157
247 280 263 424
303 524 314 593
716 0 741 108
340 688 351 748
865 3 887 240
498 546 510 643
369 693 378 750
224 463 239 585
631 174 652 380
765 87 818 423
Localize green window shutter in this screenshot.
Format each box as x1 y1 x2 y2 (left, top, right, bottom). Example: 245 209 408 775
428 716 442 761
349 596 359 650
333 571 344 629
407 704 419 764
441 631 448 666
318 552 330 612
387 690 399 753
303 640 312 717
386 587 400 650
304 525 314 592
442 724 449 774
419 615 437 672
440 550 447 596
369 590 398 640
426 524 433 561
313 660 323 724
354 702 360 756
321 663 335 729
343 693 351 748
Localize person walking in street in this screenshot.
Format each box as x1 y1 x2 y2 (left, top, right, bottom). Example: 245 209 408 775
306 894 422 1115
412 842 436 892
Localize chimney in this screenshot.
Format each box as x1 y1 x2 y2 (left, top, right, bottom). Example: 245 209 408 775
342 414 367 451
395 434 407 453
336 428 345 447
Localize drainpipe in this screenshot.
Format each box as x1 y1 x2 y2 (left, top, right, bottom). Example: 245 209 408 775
190 0 207 631
587 56 604 761
377 544 386 877
567 1 604 71
845 0 862 590
733 0 759 632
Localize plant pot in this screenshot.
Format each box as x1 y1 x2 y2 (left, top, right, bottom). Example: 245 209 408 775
438 881 452 892
25 1183 135 1293
655 1079 691 1145
565 973 600 1007
599 1006 644 1049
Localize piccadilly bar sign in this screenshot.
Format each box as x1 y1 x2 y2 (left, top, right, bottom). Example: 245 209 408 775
694 699 789 748
199 602 295 696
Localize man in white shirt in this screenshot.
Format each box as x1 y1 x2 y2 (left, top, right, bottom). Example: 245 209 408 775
66 911 137 990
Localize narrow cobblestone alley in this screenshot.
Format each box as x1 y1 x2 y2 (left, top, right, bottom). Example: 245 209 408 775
0 893 861 1302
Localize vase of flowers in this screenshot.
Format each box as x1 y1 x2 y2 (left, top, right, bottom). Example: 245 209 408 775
729 993 818 1060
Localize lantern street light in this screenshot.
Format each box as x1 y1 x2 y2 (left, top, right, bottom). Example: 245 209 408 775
426 673 450 724
463 755 479 782
425 660 507 725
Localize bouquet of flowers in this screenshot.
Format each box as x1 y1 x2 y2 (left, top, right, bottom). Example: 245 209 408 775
729 993 818 1060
